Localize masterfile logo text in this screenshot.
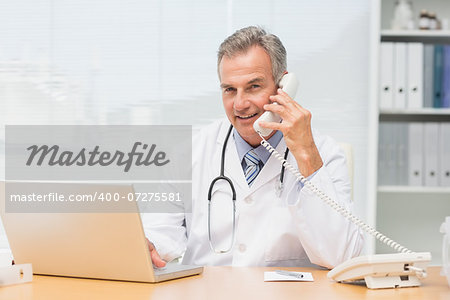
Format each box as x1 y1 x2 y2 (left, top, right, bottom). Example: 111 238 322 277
26 142 170 172
6 125 191 180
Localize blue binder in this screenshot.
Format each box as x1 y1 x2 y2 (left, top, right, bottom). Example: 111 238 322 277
433 45 444 108
442 45 450 108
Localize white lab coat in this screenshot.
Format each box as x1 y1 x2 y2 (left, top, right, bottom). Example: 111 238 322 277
144 119 363 268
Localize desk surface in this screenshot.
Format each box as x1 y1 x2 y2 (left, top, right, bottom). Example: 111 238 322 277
0 266 448 300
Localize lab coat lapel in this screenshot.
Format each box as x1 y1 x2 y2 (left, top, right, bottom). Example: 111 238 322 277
216 121 249 193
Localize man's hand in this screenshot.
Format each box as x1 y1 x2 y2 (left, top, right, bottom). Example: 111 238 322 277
146 238 166 268
258 88 323 177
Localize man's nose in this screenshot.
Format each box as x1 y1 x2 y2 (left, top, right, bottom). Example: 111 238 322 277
234 90 249 111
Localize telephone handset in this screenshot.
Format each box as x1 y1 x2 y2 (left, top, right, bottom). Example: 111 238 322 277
253 78 432 288
253 73 299 136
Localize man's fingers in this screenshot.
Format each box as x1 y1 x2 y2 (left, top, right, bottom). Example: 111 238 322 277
271 89 305 111
264 103 285 114
146 239 166 268
258 120 283 132
263 103 296 121
270 89 296 105
266 92 311 124
269 93 289 106
151 250 167 268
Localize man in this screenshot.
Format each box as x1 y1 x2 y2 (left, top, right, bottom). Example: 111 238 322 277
145 26 363 268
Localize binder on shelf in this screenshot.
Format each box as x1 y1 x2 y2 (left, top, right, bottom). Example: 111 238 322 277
378 122 397 185
396 123 408 186
386 122 397 185
440 123 450 187
407 43 424 109
377 123 387 186
423 45 434 108
441 46 450 108
424 123 439 187
394 43 407 109
379 42 394 109
408 122 424 186
433 45 444 108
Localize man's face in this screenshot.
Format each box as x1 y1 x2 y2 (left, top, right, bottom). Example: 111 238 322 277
219 45 278 147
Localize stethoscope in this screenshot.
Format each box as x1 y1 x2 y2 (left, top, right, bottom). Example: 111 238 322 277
207 124 289 254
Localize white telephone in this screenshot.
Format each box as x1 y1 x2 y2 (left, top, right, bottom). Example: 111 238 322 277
254 73 431 289
327 252 431 289
253 73 299 137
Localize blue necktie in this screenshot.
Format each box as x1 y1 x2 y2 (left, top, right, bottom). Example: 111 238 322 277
244 149 261 186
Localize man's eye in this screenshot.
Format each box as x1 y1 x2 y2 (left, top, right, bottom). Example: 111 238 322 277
224 87 235 93
251 85 260 89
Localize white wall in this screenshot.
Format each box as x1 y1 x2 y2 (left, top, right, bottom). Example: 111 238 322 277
0 0 372 251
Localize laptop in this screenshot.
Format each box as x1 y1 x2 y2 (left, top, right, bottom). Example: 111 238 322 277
0 182 203 282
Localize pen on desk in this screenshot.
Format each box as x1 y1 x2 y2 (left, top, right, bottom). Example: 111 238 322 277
275 270 304 279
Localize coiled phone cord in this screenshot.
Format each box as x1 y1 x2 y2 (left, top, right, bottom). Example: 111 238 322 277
259 133 413 254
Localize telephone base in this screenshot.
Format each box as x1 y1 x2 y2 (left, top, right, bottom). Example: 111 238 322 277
364 275 421 289
327 252 431 289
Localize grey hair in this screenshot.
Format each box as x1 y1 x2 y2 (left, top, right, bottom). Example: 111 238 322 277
217 26 287 84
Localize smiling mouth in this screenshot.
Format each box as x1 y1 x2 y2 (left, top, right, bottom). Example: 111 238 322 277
236 113 258 120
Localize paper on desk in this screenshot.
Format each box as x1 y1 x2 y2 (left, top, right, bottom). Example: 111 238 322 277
264 271 314 282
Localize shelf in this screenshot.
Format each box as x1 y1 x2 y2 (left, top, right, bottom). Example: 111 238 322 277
379 108 450 122
380 108 450 115
381 30 450 43
381 29 450 37
378 185 450 194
